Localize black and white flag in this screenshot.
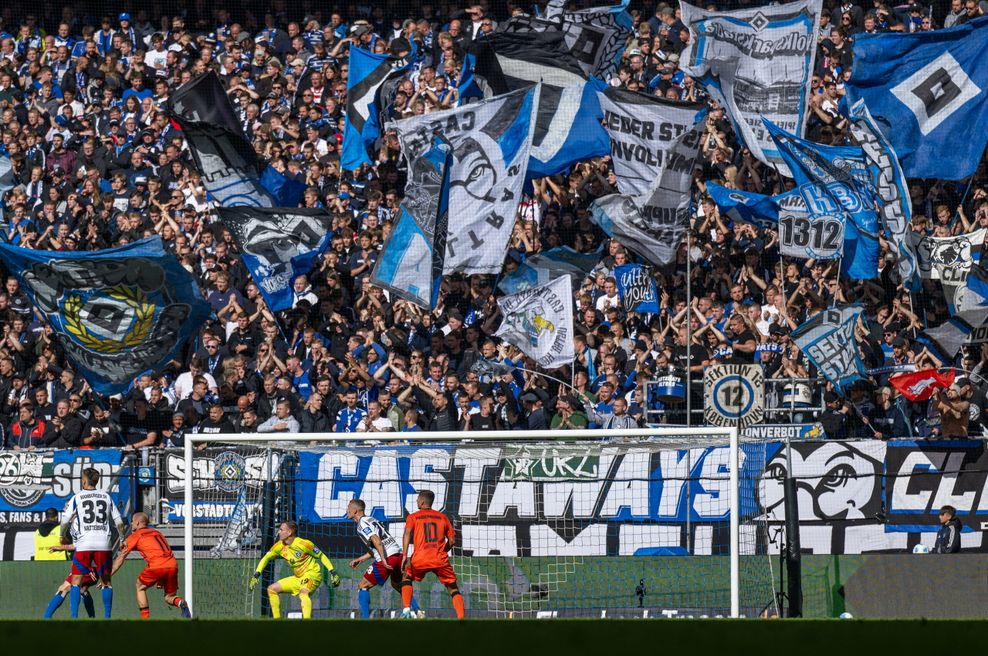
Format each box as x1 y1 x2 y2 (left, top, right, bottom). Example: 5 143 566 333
171 72 274 208
589 88 703 267
388 87 537 274
506 0 633 79
679 0 823 175
917 228 987 286
213 207 334 312
464 29 608 177
171 71 246 137
496 275 574 368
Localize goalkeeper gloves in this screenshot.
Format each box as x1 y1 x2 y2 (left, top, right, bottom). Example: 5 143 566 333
329 571 341 588
249 572 261 591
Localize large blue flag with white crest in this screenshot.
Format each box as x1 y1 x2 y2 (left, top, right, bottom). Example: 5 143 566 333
213 207 335 312
844 17 988 180
370 135 452 309
0 237 210 394
763 119 880 279
342 46 415 171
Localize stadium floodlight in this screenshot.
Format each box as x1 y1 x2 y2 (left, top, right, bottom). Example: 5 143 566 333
183 428 774 618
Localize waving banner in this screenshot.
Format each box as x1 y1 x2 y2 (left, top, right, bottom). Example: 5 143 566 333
890 369 955 402
848 99 918 290
764 119 880 279
496 275 574 368
342 46 415 171
171 72 274 208
371 135 452 309
679 0 822 175
461 29 608 178
507 0 633 79
917 228 986 285
0 237 210 394
390 87 536 274
590 88 703 266
498 245 602 294
214 207 335 312
791 305 866 390
844 17 988 179
615 264 659 314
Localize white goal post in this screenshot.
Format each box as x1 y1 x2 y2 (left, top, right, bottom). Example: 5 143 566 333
183 427 743 618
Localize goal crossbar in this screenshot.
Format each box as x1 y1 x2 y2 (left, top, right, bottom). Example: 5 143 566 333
183 427 740 617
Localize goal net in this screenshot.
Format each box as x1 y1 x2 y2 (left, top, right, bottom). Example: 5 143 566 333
183 429 776 618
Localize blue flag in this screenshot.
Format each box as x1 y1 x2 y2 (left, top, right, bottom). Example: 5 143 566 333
460 30 609 178
342 47 413 171
615 264 659 314
498 245 603 294
848 99 919 290
791 305 866 390
705 183 782 229
763 119 880 278
260 165 308 207
370 135 452 309
0 237 210 394
214 207 334 312
845 17 988 179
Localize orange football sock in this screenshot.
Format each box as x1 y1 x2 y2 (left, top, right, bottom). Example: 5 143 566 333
401 583 413 608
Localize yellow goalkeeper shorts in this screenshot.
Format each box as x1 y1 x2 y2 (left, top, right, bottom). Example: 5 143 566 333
277 574 322 596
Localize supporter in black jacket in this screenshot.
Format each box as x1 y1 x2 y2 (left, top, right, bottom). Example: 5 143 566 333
47 399 84 448
933 505 962 553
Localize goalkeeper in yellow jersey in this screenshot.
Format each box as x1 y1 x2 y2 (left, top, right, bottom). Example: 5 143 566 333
249 520 341 619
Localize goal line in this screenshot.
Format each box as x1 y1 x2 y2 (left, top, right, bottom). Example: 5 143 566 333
183 427 743 618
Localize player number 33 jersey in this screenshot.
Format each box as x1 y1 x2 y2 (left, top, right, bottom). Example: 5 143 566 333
62 490 123 551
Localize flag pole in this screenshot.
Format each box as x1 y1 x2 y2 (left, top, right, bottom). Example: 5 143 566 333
951 176 977 225
686 231 692 427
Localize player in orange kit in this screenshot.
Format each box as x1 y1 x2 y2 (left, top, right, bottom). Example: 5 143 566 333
400 489 464 619
110 512 191 619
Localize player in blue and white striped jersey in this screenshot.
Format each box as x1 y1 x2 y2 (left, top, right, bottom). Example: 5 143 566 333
347 499 422 618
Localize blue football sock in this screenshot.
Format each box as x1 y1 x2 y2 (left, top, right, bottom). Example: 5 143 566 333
82 592 95 618
410 595 420 612
69 585 81 618
358 588 371 618
101 586 113 619
44 592 65 618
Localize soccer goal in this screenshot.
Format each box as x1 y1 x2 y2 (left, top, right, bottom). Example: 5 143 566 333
182 428 776 618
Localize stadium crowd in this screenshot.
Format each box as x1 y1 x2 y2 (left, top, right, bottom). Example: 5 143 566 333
0 0 986 450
